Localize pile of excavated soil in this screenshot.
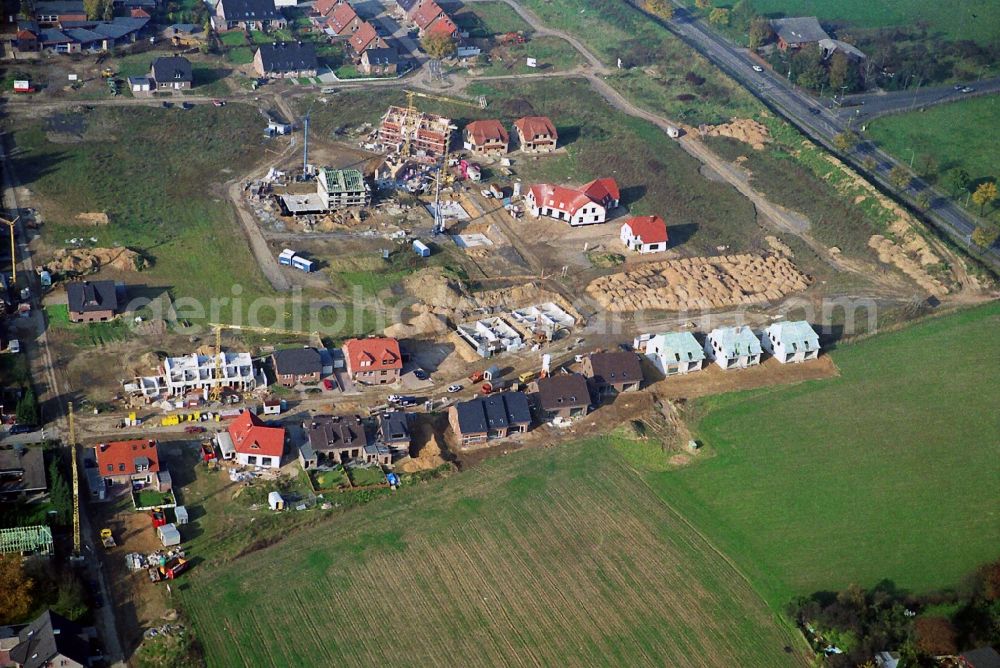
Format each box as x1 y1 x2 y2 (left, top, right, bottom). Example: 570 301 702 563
398 430 446 473
586 254 809 312
44 247 145 276
868 236 947 296
383 309 449 339
699 118 771 150
475 284 582 322
75 212 109 225
765 235 793 257
403 269 473 312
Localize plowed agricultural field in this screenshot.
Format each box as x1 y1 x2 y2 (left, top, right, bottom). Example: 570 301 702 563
180 441 806 667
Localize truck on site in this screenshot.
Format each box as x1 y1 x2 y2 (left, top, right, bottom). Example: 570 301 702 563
148 557 189 583
150 508 167 528
518 371 536 384
100 528 116 549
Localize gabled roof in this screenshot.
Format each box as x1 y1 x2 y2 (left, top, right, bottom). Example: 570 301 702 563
397 0 418 13
349 21 380 51
272 347 322 376
454 391 531 435
426 13 457 37
536 373 590 411
219 0 282 22
151 55 192 83
527 183 601 216
0 447 46 495
168 22 202 33
9 610 90 668
130 7 151 18
343 337 402 372
411 0 443 29
581 177 620 204
766 320 819 351
649 332 705 363
586 351 642 386
362 46 399 65
96 439 160 477
378 411 410 442
770 16 828 45
66 280 118 314
256 41 317 72
306 415 369 451
709 326 762 358
325 2 358 33
623 215 668 245
228 411 284 458
34 0 85 14
312 0 341 17
514 116 557 141
464 119 509 145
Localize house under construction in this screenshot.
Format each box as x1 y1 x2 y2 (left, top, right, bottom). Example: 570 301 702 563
378 105 452 161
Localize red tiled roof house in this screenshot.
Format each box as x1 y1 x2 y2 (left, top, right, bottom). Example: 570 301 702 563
324 3 361 35
411 0 442 31
95 439 162 487
513 116 557 153
425 13 458 39
620 214 668 253
228 410 285 469
349 21 387 54
525 178 620 226
343 337 403 385
463 120 509 156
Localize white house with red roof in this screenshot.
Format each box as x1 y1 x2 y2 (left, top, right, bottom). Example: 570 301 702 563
620 215 668 253
342 337 403 385
525 178 620 226
94 439 165 487
228 411 285 469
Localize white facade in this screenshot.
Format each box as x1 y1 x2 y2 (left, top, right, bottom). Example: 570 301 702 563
236 452 280 469
620 222 667 254
761 321 820 363
456 317 524 358
705 326 762 370
156 352 259 396
644 332 705 376
525 189 607 226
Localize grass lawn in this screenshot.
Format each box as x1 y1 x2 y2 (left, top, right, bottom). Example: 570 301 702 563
226 47 254 65
642 302 1000 607
10 105 274 323
472 36 582 76
310 467 349 491
733 0 1000 45
45 303 132 346
134 488 175 509
345 465 386 487
188 66 232 97
220 31 247 47
452 1 531 37
179 440 805 667
866 95 1000 223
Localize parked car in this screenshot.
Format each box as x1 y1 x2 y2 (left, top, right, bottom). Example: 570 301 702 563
413 369 429 381
752 65 763 72
322 379 336 391
961 86 975 93
447 384 463 393
397 396 417 407
9 424 38 434
212 99 226 107
183 425 205 434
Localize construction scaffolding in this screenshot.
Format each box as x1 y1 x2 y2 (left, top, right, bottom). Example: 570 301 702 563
0 525 54 557
378 105 452 161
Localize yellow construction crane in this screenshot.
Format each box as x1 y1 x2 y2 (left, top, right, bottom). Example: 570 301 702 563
68 401 81 559
404 89 486 111
0 216 18 284
209 325 223 402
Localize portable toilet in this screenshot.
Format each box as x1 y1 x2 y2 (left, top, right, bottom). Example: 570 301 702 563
278 248 296 266
268 491 285 511
412 240 431 257
157 523 181 547
174 505 189 525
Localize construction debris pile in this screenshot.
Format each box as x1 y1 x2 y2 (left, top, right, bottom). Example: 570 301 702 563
125 548 186 572
699 118 771 150
586 254 810 312
43 247 146 276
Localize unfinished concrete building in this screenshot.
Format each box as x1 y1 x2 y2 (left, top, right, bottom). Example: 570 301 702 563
134 352 263 398
318 168 371 209
456 317 524 358
378 105 452 160
509 302 576 342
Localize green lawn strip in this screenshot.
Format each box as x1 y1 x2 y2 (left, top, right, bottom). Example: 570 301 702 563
220 31 248 47
226 47 254 65
452 1 531 37
641 302 1000 607
472 36 582 76
866 95 1000 224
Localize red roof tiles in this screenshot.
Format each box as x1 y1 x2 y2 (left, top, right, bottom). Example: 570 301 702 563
623 215 668 244
465 120 508 146
514 116 557 141
96 439 160 478
528 183 594 216
228 411 285 458
411 0 443 29
343 337 402 375
349 21 379 52
326 3 358 33
426 13 457 37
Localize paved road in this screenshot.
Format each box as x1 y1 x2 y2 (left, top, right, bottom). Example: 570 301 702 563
834 77 1000 120
649 4 999 265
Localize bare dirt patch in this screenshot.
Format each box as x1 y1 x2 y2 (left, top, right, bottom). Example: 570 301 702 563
652 355 839 401
42 246 146 276
698 118 771 150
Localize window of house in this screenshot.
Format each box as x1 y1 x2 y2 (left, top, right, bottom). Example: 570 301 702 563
119 463 125 472
246 456 257 465
107 464 113 472
260 457 272 467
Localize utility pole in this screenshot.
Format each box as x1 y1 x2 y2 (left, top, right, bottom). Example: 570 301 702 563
0 216 18 283
302 113 309 177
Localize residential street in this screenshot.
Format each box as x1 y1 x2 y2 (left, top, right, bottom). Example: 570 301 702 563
833 76 1000 120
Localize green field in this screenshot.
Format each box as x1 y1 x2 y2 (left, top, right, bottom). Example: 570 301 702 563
180 440 805 667
643 303 1000 606
743 0 1000 45
453 1 531 37
10 105 274 323
472 36 583 76
867 95 1000 222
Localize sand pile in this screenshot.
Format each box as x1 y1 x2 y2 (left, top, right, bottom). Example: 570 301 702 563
383 309 449 339
398 431 446 473
868 236 947 296
75 212 109 225
699 118 771 150
403 269 472 311
44 247 145 276
586 254 809 312
475 284 582 321
765 235 793 257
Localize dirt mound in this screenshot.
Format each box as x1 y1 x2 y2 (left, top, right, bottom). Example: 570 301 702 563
765 235 793 257
75 212 110 225
44 247 145 276
383 309 448 339
699 118 771 150
403 269 472 311
867 235 947 296
586 253 810 312
398 430 446 473
475 284 582 321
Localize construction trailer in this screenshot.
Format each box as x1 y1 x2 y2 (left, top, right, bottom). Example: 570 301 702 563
278 248 296 266
290 255 314 273
412 239 431 257
378 105 453 160
157 523 181 547
174 506 189 525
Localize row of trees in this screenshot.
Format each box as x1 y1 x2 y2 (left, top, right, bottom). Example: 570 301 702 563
0 555 88 625
788 559 1000 667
